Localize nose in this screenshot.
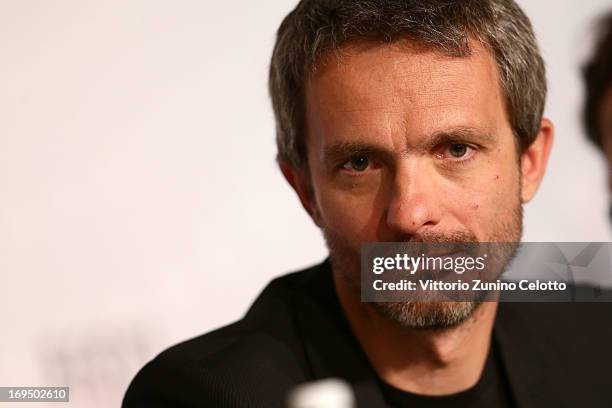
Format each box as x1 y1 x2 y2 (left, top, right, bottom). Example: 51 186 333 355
385 164 441 237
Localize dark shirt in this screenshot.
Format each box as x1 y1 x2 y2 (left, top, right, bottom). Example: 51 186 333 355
379 341 515 407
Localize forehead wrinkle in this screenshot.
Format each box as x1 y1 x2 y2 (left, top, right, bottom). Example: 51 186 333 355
334 61 485 117
315 38 500 100
307 37 508 158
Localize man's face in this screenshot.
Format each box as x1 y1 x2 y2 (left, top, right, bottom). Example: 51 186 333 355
300 39 526 328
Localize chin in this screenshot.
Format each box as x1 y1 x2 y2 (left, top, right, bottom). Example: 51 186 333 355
372 301 482 330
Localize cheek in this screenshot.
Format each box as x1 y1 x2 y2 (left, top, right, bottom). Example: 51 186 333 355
465 173 518 211
313 177 384 240
452 165 521 237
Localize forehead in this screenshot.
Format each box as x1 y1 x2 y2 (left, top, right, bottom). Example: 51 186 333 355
305 39 510 144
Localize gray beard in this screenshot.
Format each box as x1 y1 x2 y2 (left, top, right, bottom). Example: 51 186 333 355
321 205 523 331
372 300 480 330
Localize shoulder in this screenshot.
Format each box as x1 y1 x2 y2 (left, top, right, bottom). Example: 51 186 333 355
123 261 327 408
493 295 612 406
496 291 612 392
498 289 612 339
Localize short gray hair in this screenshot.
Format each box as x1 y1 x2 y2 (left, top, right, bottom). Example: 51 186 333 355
269 0 546 168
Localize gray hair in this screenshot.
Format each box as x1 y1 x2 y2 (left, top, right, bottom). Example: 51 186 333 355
269 0 546 168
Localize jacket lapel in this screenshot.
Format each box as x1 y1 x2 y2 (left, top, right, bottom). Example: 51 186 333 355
293 259 388 408
495 302 567 407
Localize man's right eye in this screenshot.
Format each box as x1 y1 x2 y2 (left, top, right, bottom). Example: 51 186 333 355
342 156 370 172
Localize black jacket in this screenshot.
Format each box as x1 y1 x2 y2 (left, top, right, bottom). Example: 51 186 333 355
123 259 612 407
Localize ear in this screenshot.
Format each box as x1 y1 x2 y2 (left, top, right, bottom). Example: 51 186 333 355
520 118 554 203
279 161 322 226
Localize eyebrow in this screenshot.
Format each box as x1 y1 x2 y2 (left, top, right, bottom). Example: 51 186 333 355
322 141 394 166
322 127 495 164
420 127 496 151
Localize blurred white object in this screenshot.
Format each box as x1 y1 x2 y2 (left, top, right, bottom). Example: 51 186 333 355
287 378 355 408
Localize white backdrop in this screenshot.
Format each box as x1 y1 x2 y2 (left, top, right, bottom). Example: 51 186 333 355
1 1 610 406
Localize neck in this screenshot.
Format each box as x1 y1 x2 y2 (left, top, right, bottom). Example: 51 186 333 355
333 271 498 396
